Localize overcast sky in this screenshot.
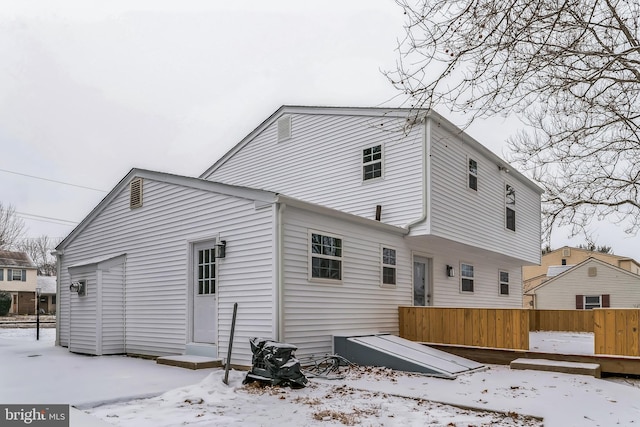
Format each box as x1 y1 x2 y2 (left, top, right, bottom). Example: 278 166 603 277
1 0 638 260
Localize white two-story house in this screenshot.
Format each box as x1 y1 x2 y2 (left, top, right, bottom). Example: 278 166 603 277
55 106 541 366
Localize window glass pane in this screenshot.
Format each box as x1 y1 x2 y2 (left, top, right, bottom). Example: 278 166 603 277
500 283 509 295
383 248 396 265
11 269 22 281
462 278 474 292
468 174 477 190
506 184 515 205
468 159 477 175
506 208 516 231
585 296 600 304
461 264 474 277
383 266 396 285
500 271 509 283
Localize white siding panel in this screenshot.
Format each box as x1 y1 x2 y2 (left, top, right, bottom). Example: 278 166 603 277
68 271 97 354
535 261 640 309
428 120 541 264
281 205 411 360
101 262 125 354
58 178 275 364
206 113 425 227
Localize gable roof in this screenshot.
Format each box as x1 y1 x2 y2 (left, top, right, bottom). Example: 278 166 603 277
0 250 36 269
526 257 640 294
56 168 279 252
200 105 543 194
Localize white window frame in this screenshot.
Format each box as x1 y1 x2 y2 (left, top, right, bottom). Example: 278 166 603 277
460 263 474 293
505 183 516 231
499 270 509 296
381 246 397 288
362 144 383 182
468 157 478 191
584 295 602 310
8 269 25 282
308 230 343 284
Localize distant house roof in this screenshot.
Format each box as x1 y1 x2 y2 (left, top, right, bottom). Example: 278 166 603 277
0 250 36 269
547 265 575 277
37 276 56 294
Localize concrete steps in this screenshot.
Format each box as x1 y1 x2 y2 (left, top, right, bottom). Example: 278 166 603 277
510 358 601 378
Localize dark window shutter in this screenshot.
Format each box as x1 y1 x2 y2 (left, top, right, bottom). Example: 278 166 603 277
21 269 26 281
7 269 12 281
602 294 610 308
576 295 583 309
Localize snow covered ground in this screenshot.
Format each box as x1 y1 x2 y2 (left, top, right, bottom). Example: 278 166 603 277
3 328 640 427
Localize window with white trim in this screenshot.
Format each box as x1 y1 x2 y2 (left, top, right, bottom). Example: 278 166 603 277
468 158 478 191
584 295 601 310
506 184 515 231
310 232 342 281
461 263 474 292
382 247 396 286
8 269 26 282
499 271 509 295
363 145 382 181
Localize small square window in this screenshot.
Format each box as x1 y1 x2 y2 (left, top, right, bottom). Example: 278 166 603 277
363 145 383 181
584 295 601 310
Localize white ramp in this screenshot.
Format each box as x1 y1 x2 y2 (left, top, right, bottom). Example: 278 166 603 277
334 334 484 379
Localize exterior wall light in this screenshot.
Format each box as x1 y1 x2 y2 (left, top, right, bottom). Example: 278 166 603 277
446 265 455 277
215 240 227 259
70 280 86 296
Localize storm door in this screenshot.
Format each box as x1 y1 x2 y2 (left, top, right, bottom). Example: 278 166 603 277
413 256 433 306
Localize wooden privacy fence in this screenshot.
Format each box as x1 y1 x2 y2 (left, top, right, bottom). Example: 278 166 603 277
399 306 529 350
594 309 640 357
529 309 594 333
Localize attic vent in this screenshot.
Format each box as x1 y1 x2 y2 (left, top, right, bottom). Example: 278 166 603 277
588 267 597 277
277 115 291 141
562 248 571 257
130 177 143 209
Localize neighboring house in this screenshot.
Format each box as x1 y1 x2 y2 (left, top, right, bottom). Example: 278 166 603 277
522 246 640 307
37 276 57 314
55 106 542 367
0 250 38 315
526 257 640 309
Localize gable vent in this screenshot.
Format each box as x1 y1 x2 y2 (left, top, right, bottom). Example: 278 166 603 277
130 177 143 209
277 115 291 142
562 248 571 257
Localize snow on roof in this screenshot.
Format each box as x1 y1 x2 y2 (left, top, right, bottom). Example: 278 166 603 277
36 275 57 294
0 250 36 268
547 265 575 277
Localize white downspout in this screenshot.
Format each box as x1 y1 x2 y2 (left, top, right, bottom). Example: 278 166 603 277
405 115 430 231
276 202 286 341
52 250 62 347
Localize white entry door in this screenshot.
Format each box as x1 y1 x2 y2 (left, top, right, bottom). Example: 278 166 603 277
413 256 433 306
193 241 217 343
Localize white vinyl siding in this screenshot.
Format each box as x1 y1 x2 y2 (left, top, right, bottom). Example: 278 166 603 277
533 260 640 309
281 205 410 360
68 270 97 354
205 112 425 227
428 119 541 264
58 177 275 365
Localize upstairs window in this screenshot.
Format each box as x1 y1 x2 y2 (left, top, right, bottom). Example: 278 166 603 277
505 184 516 231
382 247 396 286
310 232 342 281
8 269 26 281
468 158 478 191
363 145 382 181
499 271 509 295
461 263 474 292
584 295 601 310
